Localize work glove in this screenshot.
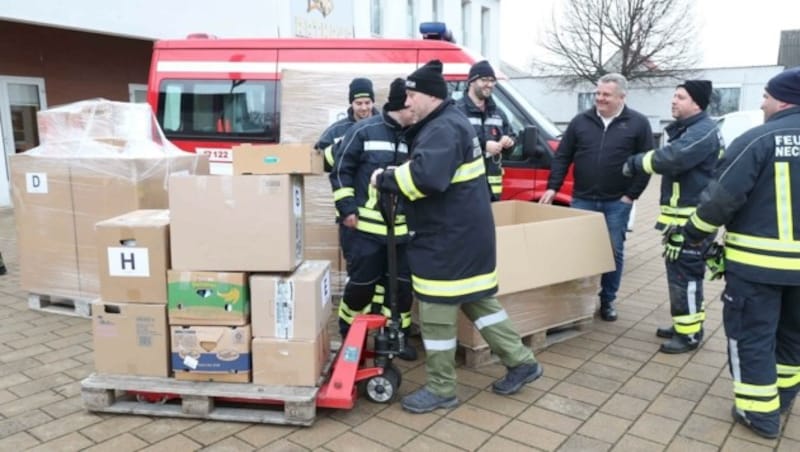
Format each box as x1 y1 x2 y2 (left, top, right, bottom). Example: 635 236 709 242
662 225 685 262
622 155 639 177
704 242 726 280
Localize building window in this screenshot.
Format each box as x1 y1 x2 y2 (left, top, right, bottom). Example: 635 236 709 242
578 92 594 112
129 83 148 103
371 0 383 36
480 7 489 57
708 87 741 117
407 0 416 38
461 1 471 46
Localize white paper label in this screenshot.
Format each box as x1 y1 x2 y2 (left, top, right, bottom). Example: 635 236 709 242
107 247 150 277
293 181 302 217
25 173 48 194
274 280 295 339
321 269 331 309
183 355 199 369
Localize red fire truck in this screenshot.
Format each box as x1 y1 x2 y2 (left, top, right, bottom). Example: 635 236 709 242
146 24 574 204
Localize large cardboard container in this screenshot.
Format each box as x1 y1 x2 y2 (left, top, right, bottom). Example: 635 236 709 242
458 201 615 348
232 143 323 175
92 301 169 377
169 174 304 272
252 329 330 386
11 153 208 299
167 271 249 326
171 325 251 383
96 209 170 304
250 260 332 340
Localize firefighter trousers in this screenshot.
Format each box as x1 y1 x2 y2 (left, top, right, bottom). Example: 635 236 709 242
723 272 800 435
419 296 536 397
338 227 412 336
665 236 713 338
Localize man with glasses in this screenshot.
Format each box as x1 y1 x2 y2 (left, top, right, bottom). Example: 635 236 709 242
456 60 515 201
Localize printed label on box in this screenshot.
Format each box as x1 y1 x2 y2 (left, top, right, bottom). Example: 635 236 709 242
293 181 302 217
321 269 331 309
25 172 48 194
107 247 150 277
275 280 295 339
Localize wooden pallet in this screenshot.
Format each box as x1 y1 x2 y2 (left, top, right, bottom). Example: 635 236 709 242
81 374 319 426
460 316 594 368
28 293 92 318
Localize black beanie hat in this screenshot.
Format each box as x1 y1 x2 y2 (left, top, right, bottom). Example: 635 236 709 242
468 60 496 83
766 67 800 105
349 77 374 103
385 78 407 111
678 80 713 111
406 60 448 100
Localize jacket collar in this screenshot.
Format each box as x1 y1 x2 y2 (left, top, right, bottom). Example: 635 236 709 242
461 91 496 114
768 105 800 122
665 111 709 139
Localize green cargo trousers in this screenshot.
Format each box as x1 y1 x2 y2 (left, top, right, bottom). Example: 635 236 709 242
420 296 536 397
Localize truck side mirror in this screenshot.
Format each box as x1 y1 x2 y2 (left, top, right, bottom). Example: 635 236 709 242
522 125 540 159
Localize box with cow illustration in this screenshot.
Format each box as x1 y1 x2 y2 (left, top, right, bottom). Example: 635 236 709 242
167 270 249 326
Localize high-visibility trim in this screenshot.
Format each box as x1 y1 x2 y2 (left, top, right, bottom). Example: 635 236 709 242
412 270 497 298
324 145 335 166
774 162 794 241
400 311 412 329
467 117 482 125
487 175 503 184
423 338 458 351
372 294 385 303
365 184 379 209
333 187 355 201
473 310 509 330
778 364 800 374
451 158 485 184
673 312 706 325
669 182 680 207
726 248 800 270
356 220 408 236
338 301 370 324
363 140 395 152
734 381 778 397
642 150 655 174
375 285 385 294
661 205 696 216
484 117 503 127
726 233 800 253
491 185 502 195
395 162 425 201
656 215 689 226
357 207 406 225
735 396 780 413
777 372 800 389
689 213 719 233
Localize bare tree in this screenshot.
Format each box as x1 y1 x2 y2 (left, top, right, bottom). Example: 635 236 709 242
534 0 700 87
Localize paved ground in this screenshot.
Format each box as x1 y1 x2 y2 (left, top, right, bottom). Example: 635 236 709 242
1 178 799 451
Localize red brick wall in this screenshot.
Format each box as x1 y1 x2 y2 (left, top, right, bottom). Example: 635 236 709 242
0 20 152 106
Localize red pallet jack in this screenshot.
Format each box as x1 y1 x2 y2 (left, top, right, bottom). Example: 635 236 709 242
317 191 406 408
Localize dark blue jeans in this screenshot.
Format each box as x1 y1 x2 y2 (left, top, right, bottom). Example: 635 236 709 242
570 197 633 304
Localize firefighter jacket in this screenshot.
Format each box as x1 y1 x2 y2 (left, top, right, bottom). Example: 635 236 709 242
455 94 513 200
638 111 722 228
376 99 497 305
684 106 800 285
315 106 380 171
329 110 409 241
548 106 654 200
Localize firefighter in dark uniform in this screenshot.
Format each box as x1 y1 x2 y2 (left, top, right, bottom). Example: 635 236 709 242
624 80 723 354
372 60 541 414
455 60 515 201
330 78 417 361
315 77 380 171
678 67 800 438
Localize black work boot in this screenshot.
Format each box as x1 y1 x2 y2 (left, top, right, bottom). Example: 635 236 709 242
731 406 780 439
659 333 700 354
397 331 418 361
599 301 617 322
656 326 674 338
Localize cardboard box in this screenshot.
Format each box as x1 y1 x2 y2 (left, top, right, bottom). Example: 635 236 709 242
167 271 249 326
169 175 304 272
92 301 169 377
171 325 251 382
250 260 332 339
252 329 330 386
11 153 209 299
457 201 615 348
232 143 323 175
96 209 170 304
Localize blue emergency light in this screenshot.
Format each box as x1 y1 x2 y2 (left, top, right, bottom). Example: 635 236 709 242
420 22 455 43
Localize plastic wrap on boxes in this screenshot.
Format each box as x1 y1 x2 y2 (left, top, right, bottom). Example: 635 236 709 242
11 99 209 300
281 71 406 295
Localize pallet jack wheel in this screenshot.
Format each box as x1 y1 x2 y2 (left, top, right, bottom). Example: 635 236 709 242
364 363 401 404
